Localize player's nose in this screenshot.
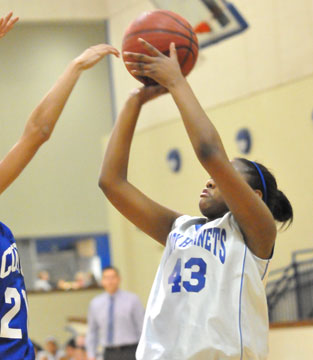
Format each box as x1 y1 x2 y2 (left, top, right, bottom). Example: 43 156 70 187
206 179 216 189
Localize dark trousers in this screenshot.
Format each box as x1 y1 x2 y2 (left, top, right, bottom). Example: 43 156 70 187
104 344 137 360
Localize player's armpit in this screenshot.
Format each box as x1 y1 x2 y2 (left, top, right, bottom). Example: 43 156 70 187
100 179 181 246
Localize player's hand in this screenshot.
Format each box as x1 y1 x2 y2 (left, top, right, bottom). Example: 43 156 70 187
74 44 120 70
0 12 19 39
129 85 168 105
124 38 184 89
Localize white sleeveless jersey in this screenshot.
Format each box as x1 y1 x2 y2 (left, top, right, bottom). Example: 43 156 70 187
136 212 271 360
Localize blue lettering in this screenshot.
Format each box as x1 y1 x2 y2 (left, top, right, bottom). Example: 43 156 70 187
204 229 212 252
170 233 184 249
219 229 226 264
213 228 220 256
180 237 194 248
197 231 205 247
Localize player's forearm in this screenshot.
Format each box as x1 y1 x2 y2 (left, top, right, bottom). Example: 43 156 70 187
99 95 142 190
22 60 83 146
169 78 228 166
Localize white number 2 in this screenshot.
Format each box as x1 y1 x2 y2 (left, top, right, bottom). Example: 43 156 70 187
0 287 28 339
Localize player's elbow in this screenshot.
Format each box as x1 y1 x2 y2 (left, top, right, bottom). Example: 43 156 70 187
98 174 126 202
98 176 108 193
196 142 220 162
98 174 115 195
23 122 51 146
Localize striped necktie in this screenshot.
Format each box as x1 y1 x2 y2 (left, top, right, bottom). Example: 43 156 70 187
107 295 115 345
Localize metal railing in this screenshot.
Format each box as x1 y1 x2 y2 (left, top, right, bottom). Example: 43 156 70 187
266 248 313 323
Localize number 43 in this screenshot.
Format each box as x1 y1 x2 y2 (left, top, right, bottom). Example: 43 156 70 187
168 257 207 293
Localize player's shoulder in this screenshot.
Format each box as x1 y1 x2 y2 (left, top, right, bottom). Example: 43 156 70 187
0 221 14 238
170 212 238 237
0 221 15 253
171 214 207 232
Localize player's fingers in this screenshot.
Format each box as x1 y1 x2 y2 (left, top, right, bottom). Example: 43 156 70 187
138 38 163 57
125 62 151 71
123 51 154 63
169 42 178 60
131 69 152 78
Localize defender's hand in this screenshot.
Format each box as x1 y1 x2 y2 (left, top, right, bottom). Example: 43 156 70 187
124 39 184 89
74 44 120 70
0 12 19 39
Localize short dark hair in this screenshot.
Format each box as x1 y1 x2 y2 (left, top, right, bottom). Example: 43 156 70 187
102 266 120 275
66 338 76 348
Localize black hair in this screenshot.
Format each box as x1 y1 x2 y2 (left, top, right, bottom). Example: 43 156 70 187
66 338 76 348
236 158 293 229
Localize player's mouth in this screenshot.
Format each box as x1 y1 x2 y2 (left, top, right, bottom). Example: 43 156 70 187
200 189 210 198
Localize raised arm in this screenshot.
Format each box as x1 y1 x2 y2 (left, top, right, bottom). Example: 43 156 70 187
99 86 181 245
0 44 119 195
124 40 276 259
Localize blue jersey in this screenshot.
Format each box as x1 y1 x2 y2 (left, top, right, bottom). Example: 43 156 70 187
0 222 35 360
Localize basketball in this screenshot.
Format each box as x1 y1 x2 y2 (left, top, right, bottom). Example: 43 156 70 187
122 10 199 85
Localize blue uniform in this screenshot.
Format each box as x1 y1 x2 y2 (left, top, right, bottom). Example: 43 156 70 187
0 222 35 360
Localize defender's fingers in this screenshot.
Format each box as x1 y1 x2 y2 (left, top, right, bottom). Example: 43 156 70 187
123 51 155 63
93 44 120 57
153 86 168 95
2 12 13 27
104 46 120 57
8 17 19 28
138 38 163 57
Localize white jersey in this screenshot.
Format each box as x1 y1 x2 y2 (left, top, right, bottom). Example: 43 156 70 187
136 212 271 360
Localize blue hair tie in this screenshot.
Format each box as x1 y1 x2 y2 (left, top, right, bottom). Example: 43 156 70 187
250 161 268 204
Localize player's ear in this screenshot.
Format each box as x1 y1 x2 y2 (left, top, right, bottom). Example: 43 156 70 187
254 189 263 199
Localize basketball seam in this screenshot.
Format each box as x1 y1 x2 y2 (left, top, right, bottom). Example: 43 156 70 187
123 29 198 48
162 45 196 62
180 22 195 72
157 11 197 39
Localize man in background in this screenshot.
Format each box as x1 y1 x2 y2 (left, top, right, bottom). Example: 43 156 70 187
34 270 53 292
86 267 144 360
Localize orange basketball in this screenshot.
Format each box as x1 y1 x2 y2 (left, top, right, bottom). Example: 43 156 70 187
122 10 199 86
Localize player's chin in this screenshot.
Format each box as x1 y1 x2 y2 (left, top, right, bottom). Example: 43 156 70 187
199 197 213 215
199 197 229 219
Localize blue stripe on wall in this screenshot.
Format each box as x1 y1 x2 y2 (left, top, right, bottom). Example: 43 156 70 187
95 234 111 269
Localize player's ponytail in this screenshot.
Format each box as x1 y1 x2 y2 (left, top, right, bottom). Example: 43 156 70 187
236 158 293 229
272 189 293 226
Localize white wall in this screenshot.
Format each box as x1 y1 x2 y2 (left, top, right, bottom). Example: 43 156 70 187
0 23 113 236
